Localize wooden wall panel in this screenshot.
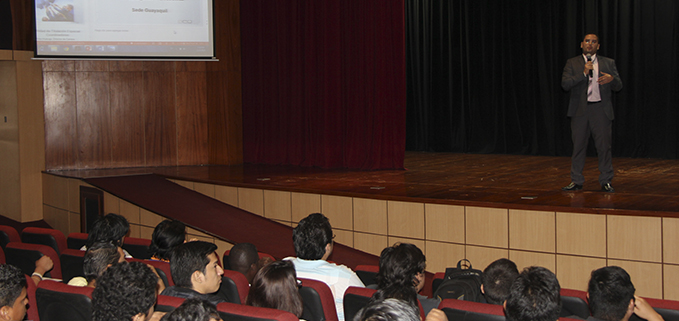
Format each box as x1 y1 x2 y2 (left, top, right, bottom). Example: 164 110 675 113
43 71 78 169
177 71 209 165
388 201 424 239
320 195 353 229
143 71 177 166
110 72 145 167
207 71 243 165
76 72 111 168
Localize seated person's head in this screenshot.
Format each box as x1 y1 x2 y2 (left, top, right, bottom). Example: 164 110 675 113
149 220 186 262
84 241 126 287
246 260 303 317
86 213 130 248
482 258 519 305
170 241 223 294
373 243 425 306
587 266 635 321
92 261 158 321
228 243 260 283
160 298 221 321
505 266 561 321
355 298 420 321
292 213 333 260
0 264 28 321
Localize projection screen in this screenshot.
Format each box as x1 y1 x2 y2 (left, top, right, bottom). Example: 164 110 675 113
33 0 215 60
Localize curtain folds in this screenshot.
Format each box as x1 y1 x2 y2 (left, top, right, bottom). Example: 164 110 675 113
405 0 679 158
241 0 406 170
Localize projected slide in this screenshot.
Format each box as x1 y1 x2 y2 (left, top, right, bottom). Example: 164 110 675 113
35 0 214 58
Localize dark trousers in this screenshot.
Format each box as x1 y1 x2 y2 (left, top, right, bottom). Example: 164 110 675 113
570 102 614 186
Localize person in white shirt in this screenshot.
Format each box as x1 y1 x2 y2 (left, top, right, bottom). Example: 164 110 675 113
285 213 364 321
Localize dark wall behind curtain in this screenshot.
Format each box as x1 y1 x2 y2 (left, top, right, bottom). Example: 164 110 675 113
406 0 679 158
240 0 406 170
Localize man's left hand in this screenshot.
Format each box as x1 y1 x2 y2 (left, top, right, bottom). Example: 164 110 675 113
598 72 614 85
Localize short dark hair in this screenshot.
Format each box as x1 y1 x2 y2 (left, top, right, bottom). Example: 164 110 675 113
84 241 122 282
170 241 218 288
229 243 259 275
583 33 599 42
372 243 425 307
149 220 186 261
92 261 158 321
86 213 130 248
482 258 519 305
160 298 220 321
246 260 303 317
588 266 635 321
505 266 561 321
0 264 27 308
292 213 333 260
355 298 420 321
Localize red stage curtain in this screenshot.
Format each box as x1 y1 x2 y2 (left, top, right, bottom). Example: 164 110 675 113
241 0 406 170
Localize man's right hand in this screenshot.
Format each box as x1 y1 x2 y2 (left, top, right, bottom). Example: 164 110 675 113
584 61 594 76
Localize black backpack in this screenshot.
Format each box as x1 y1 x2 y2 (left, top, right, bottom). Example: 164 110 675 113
432 259 484 302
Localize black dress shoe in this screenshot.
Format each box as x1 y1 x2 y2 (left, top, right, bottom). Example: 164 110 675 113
601 183 615 193
562 182 583 191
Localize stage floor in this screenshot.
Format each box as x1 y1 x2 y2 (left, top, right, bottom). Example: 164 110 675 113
48 152 679 217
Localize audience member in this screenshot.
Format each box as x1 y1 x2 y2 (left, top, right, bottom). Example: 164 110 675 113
92 261 164 321
355 298 448 321
149 220 187 262
481 258 519 305
285 213 364 321
160 298 221 321
504 266 561 321
84 213 133 258
588 266 663 321
355 298 420 321
229 242 273 284
0 264 28 321
246 260 304 318
161 241 225 306
371 243 439 314
68 241 125 287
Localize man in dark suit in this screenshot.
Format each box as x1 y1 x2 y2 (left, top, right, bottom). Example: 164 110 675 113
561 34 622 193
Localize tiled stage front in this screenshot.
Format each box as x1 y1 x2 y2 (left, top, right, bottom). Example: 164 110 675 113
42 152 679 299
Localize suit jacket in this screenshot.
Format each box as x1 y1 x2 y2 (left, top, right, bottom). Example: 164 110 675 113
561 54 623 120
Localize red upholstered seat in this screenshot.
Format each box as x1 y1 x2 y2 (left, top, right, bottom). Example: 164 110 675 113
438 298 505 321
216 301 299 321
66 232 88 249
22 227 67 256
560 288 590 319
36 279 94 321
5 242 62 279
219 269 250 304
298 277 339 321
127 258 174 287
343 286 376 321
0 225 21 249
156 295 186 312
60 249 86 284
354 265 379 286
122 236 153 259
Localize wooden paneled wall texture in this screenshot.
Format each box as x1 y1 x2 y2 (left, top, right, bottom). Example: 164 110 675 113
9 0 243 170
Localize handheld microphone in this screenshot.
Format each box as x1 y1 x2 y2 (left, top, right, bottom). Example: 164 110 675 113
586 54 593 77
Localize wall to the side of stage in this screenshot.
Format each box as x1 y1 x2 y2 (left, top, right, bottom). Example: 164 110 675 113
43 173 679 300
